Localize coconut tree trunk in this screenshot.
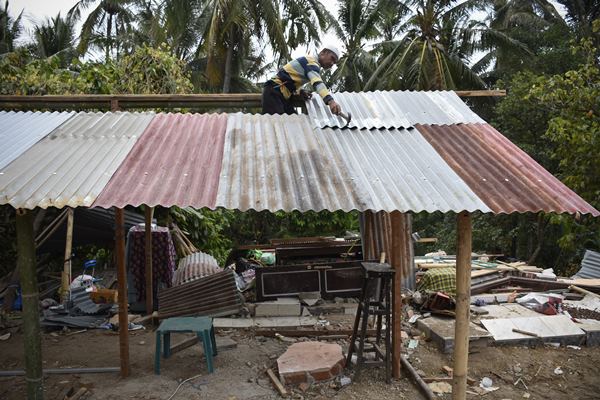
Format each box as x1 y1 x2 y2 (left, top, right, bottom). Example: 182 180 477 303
106 14 112 62
222 42 233 93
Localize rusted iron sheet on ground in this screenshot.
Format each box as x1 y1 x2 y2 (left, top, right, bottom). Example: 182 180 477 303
158 269 243 319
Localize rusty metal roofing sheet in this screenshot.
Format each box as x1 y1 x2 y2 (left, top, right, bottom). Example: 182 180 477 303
416 124 599 215
0 112 154 209
0 110 75 169
307 90 485 129
216 113 490 213
93 113 227 208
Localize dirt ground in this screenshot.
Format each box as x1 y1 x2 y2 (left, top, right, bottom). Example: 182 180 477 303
1 315 600 400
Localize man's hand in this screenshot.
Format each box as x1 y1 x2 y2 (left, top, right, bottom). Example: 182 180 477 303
299 89 312 100
328 100 341 115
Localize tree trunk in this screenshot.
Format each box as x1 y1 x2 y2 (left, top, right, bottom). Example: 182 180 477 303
222 42 233 94
527 213 547 265
106 15 112 62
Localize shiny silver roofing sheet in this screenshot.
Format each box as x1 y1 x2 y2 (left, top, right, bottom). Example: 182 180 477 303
0 111 155 209
216 113 490 213
0 111 75 170
306 90 485 129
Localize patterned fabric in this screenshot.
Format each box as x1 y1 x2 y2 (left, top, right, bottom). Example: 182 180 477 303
127 226 176 302
269 55 333 104
417 267 456 295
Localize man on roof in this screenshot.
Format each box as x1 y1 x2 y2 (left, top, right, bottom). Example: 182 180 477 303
262 45 343 116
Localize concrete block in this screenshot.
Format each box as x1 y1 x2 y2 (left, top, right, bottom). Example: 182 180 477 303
277 341 344 385
255 298 301 317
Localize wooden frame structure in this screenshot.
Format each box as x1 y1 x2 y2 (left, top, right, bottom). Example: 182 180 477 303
7 92 493 399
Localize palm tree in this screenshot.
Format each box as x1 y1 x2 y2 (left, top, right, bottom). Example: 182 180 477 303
328 0 393 92
32 13 77 65
365 0 492 90
68 0 137 61
134 0 205 62
280 0 335 51
475 0 564 81
196 0 290 93
556 0 600 45
0 0 23 54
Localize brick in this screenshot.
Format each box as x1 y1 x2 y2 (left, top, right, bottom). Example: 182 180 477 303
309 368 332 381
281 371 307 385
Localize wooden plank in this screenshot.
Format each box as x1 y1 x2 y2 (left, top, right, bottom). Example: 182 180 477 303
266 368 287 396
0 91 506 111
569 285 600 299
454 90 506 97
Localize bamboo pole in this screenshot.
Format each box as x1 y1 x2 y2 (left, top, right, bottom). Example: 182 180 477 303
452 212 472 400
144 206 154 314
16 209 43 399
115 208 130 377
61 208 74 302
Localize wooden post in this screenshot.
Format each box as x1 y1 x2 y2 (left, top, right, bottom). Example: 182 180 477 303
389 211 412 379
452 212 472 400
16 209 43 399
61 208 74 302
144 206 154 314
115 208 130 377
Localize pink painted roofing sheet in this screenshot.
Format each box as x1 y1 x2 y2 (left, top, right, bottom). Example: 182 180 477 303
94 113 227 208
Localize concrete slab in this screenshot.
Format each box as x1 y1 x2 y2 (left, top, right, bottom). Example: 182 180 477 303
480 304 540 319
416 316 492 353
255 298 302 317
574 318 600 346
277 341 344 385
480 315 585 346
214 316 317 329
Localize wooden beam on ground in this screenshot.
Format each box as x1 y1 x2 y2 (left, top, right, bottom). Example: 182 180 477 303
0 91 506 111
61 208 74 302
16 209 43 399
144 206 154 314
266 368 287 396
452 212 472 400
115 208 130 378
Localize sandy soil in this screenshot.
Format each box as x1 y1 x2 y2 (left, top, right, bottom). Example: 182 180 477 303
1 317 599 400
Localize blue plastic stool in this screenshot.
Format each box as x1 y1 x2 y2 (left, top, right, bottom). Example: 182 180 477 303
154 316 217 374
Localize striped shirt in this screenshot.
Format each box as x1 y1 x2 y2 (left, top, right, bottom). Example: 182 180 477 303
269 55 333 104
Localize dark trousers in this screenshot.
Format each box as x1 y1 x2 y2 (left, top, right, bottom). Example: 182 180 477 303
261 83 296 115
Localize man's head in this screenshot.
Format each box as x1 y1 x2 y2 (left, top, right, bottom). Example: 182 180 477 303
319 44 340 69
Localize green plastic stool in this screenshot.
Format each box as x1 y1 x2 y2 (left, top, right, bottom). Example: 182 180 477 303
154 316 217 375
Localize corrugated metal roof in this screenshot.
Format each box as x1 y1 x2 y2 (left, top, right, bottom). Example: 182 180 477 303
0 110 75 169
0 112 154 209
216 113 491 212
307 90 485 129
416 124 600 215
574 249 600 279
93 113 227 208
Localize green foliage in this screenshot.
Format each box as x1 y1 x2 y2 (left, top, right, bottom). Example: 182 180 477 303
170 207 234 265
492 71 556 171
168 207 358 265
0 44 193 95
530 39 600 206
116 44 193 94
